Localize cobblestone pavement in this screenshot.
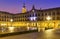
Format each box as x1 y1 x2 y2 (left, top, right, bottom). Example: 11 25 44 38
0 29 60 39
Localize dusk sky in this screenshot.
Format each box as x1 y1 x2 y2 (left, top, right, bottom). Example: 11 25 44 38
0 0 60 14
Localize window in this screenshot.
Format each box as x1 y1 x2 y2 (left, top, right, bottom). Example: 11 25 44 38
48 12 51 15
41 13 44 16
45 13 47 16
37 13 40 16
52 17 55 20
57 17 60 20
52 12 55 15
57 11 60 15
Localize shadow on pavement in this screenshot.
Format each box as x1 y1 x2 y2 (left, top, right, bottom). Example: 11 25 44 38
0 30 38 38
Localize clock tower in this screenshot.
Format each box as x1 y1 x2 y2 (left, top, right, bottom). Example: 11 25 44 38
22 3 27 13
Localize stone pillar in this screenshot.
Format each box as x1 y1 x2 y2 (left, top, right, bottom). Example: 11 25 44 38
38 28 40 32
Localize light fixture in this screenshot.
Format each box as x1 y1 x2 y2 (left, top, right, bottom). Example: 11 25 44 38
46 16 51 21
29 17 37 21
10 19 13 22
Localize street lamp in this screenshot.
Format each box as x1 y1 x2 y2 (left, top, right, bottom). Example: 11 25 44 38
46 16 52 29
10 19 13 27
46 16 51 21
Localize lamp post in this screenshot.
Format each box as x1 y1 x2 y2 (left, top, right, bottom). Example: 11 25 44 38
10 19 13 27
46 16 52 29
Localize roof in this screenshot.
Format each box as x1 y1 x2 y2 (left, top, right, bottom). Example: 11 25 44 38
0 7 60 15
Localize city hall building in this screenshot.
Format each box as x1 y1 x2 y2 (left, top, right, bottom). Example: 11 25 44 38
0 4 60 30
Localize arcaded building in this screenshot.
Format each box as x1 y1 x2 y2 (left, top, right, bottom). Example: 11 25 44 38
0 5 60 29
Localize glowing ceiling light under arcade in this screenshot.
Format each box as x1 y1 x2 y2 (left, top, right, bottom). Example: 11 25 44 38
30 17 37 21
8 27 15 32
